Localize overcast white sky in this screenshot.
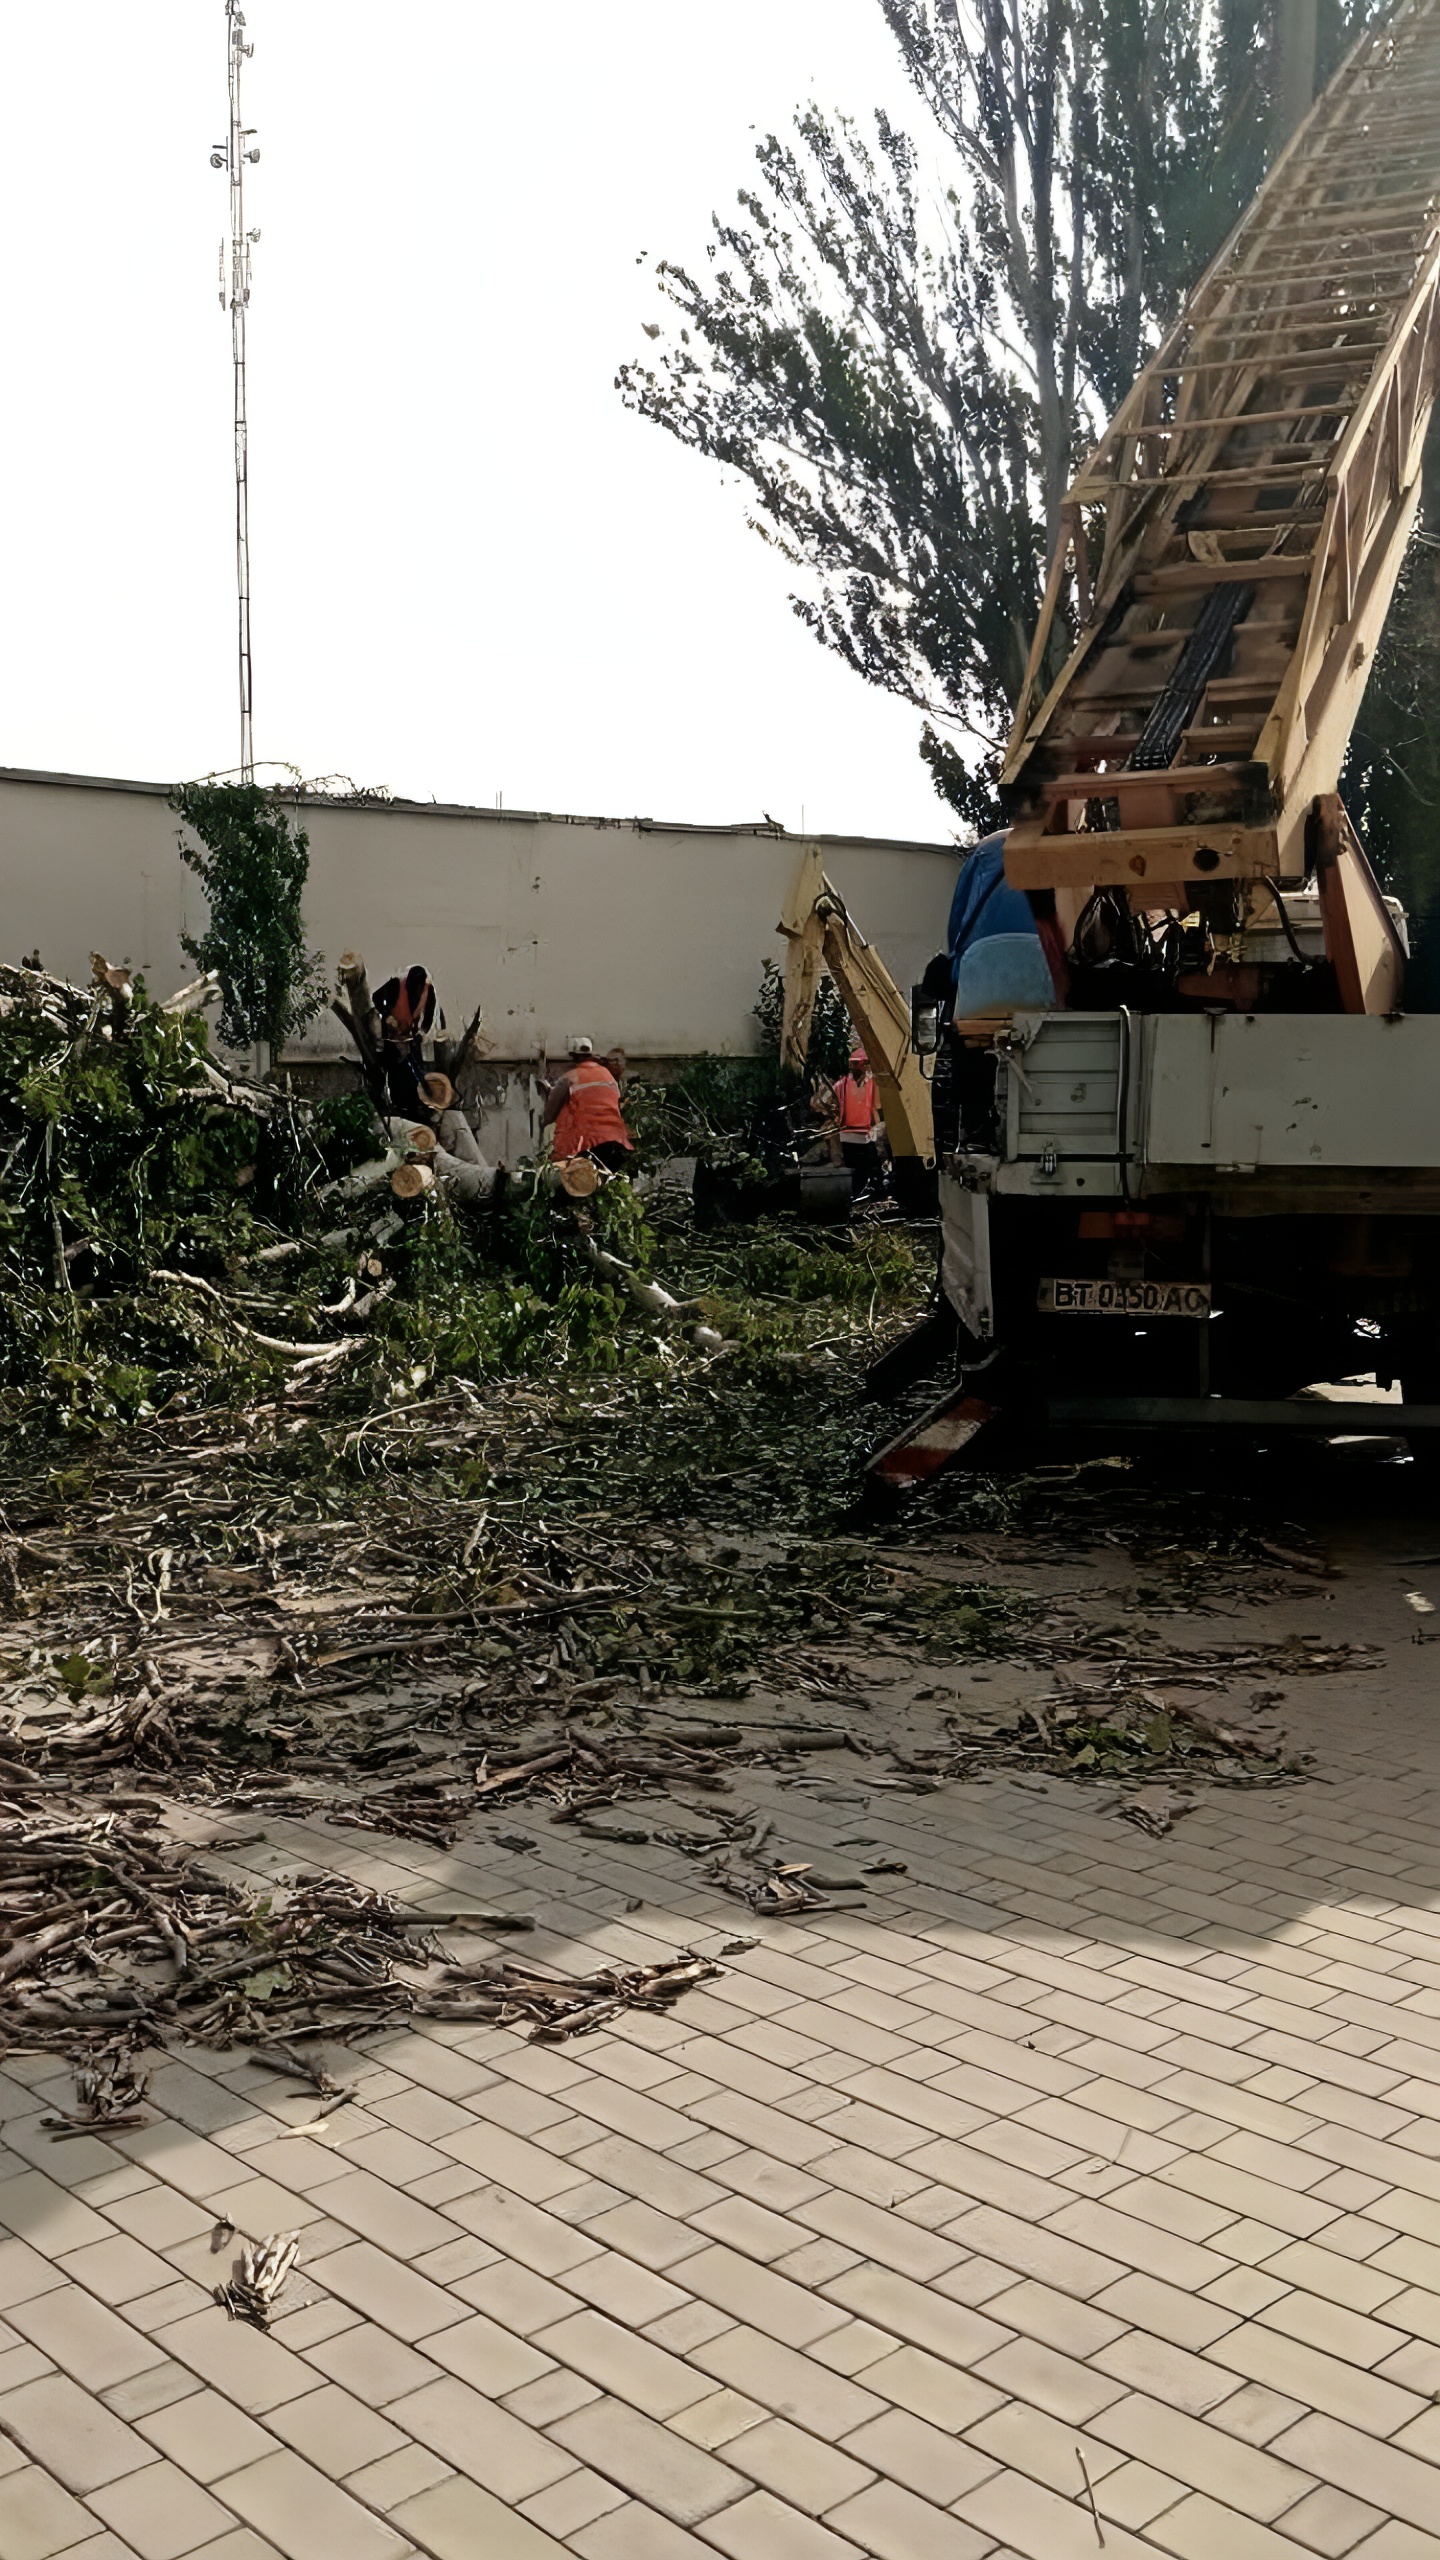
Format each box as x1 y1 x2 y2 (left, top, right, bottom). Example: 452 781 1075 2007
0 3 957 843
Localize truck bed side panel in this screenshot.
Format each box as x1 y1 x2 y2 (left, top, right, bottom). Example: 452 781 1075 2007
1146 1015 1440 1170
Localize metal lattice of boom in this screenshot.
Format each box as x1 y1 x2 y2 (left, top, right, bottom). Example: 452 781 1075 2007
213 1 259 782
1001 0 1440 901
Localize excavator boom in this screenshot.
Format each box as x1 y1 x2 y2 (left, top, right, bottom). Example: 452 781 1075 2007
1002 0 1440 939
777 845 934 1164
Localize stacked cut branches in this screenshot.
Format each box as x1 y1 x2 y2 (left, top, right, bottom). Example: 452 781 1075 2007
0 1802 728 2066
417 1952 721 2038
0 1807 417 2055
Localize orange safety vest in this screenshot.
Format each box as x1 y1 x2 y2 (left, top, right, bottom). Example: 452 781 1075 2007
835 1070 879 1136
389 972 434 1039
554 1058 632 1156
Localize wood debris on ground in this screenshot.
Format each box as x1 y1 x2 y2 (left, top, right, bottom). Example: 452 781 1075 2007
0 951 1385 2084
214 2230 301 2329
0 1800 727 2070
416 1951 722 2039
1115 1795 1200 1839
40 2050 151 2137
0 1805 416 2055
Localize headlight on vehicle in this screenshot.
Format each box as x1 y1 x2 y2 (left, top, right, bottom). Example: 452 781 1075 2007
911 990 943 1055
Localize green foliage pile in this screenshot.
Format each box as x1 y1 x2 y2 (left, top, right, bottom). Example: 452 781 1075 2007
0 966 367 1430
0 975 238 1417
172 780 327 1057
0 962 928 1493
0 988 244 1296
344 1206 928 1545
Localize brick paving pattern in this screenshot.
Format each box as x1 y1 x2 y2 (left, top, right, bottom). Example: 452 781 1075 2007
4 1519 1440 2556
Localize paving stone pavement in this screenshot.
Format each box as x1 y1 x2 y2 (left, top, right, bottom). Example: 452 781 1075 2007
6 1511 1440 2558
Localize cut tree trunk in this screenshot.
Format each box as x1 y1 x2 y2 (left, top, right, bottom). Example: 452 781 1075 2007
324 1152 403 1200
386 1115 497 1195
336 953 383 1063
159 971 222 1016
437 1109 484 1166
432 1145 498 1201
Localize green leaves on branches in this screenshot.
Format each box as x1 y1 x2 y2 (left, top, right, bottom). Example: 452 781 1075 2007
172 780 326 1058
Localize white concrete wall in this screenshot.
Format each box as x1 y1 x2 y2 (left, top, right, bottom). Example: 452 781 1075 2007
0 767 961 1063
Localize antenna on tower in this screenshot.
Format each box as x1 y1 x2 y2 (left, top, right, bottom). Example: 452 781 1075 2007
212 2 260 781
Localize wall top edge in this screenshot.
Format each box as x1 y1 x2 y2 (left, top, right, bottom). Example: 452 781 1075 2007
0 765 962 861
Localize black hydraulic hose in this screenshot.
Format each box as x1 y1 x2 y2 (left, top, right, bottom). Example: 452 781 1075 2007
1264 876 1309 966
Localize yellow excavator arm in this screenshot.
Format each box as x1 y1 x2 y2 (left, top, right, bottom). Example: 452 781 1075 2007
777 845 934 1165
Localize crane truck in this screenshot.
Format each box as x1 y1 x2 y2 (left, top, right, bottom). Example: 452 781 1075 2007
782 0 1440 1482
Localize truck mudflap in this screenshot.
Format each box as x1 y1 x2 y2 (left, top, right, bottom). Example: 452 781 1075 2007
864 1300 960 1404
864 1385 1440 1494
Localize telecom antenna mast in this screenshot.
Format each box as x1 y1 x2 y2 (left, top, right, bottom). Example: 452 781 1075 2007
212 2 259 780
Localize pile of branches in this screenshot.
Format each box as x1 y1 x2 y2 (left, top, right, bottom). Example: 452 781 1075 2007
228 1727 751 1851
0 955 740 1440
0 1407 1366 1850
0 955 377 1427
0 1799 733 2067
929 1683 1314 1786
0 957 286 1291
416 1951 721 2039
0 1803 418 2055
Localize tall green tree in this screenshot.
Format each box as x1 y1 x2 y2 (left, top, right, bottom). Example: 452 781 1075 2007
172 781 326 1063
620 1 1383 826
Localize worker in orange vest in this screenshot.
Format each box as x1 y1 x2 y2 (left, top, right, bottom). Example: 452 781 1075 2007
832 1046 887 1197
373 963 442 1119
542 1037 634 1173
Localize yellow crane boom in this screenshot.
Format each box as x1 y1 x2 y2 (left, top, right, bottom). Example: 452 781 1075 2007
1001 0 1440 971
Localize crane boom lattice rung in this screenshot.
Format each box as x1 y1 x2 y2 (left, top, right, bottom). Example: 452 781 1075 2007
1002 0 1440 899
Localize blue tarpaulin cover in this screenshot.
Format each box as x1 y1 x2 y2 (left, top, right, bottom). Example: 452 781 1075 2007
947 834 1055 1013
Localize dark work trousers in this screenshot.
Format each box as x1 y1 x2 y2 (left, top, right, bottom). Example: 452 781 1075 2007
384 1047 427 1121
841 1138 884 1192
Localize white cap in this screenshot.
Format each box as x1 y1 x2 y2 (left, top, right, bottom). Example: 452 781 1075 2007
568 1035 594 1056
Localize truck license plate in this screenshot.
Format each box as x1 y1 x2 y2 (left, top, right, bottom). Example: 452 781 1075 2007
1038 1278 1211 1317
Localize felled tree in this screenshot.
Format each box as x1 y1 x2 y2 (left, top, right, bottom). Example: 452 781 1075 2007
172 781 326 1061
619 0 1384 822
